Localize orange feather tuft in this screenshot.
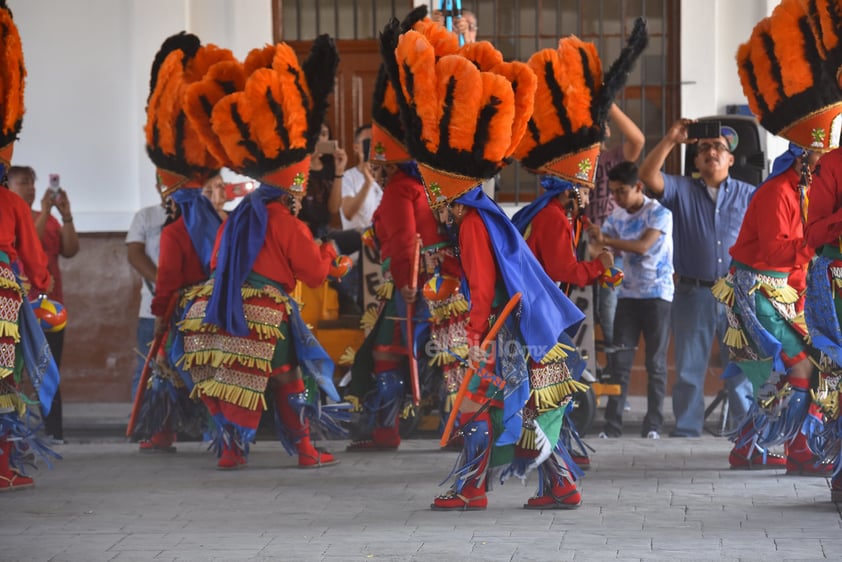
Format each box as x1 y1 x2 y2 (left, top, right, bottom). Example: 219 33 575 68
411 19 460 58
736 42 764 118
239 69 286 159
244 44 276 75
435 55 483 152
0 7 25 137
747 20 782 113
186 44 235 83
211 94 254 169
184 60 247 166
771 0 814 98
272 42 314 123
557 36 595 131
458 41 504 71
396 31 441 153
478 72 516 163
491 61 537 158
145 52 184 157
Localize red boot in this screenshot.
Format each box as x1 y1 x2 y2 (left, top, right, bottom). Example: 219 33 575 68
0 438 34 492
786 432 832 476
216 440 246 470
524 477 582 510
276 379 339 468
729 421 785 470
431 412 491 511
139 429 177 453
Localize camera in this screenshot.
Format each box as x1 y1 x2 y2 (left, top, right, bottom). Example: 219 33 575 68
315 140 338 154
686 121 722 140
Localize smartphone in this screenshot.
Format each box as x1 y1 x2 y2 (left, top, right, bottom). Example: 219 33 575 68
362 138 371 162
48 173 61 199
686 121 721 140
315 140 338 154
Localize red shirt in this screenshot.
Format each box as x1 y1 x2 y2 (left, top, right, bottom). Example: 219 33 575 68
249 202 337 292
730 167 814 291
373 170 445 289
806 148 842 250
152 217 207 317
526 198 604 288
458 209 499 344
27 212 64 303
0 189 50 292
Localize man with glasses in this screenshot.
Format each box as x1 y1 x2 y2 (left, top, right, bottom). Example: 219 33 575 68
639 118 756 439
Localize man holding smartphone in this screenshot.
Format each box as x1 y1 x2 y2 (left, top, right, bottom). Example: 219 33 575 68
6 166 79 445
340 124 382 232
639 119 756 441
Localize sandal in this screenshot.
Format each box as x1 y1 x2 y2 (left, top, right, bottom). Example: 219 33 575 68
0 470 35 492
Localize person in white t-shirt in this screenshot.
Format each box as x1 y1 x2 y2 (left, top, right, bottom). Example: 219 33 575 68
126 203 167 400
340 124 382 231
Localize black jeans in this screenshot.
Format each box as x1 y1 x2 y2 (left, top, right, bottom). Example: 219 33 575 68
603 298 671 437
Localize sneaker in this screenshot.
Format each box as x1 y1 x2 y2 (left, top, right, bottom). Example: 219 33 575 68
623 401 631 412
598 431 620 439
47 436 65 446
646 431 660 440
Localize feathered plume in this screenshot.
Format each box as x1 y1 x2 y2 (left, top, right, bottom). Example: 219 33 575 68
382 25 536 205
0 0 25 159
145 33 233 192
737 0 842 150
210 35 339 185
515 19 648 186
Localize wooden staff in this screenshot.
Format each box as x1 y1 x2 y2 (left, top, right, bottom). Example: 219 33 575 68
406 235 422 406
126 292 179 437
439 291 522 447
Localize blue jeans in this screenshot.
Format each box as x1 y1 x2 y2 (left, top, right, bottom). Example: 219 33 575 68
604 298 672 437
132 317 155 401
670 281 752 436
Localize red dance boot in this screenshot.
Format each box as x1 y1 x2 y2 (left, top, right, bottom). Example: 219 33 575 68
431 412 491 511
216 440 246 470
0 438 34 492
524 477 582 510
139 428 177 453
786 432 832 476
276 379 339 468
728 422 785 470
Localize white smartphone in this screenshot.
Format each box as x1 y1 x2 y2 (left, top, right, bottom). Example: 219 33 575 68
48 173 61 199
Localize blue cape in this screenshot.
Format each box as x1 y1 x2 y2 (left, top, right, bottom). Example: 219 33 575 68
767 142 804 184
455 187 584 361
510 175 575 234
204 183 286 336
169 189 222 276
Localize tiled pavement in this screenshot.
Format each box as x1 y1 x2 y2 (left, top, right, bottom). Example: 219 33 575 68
2 399 841 561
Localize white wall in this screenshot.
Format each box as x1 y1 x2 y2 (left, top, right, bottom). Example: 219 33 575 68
9 0 271 233
8 1 783 232
680 0 787 169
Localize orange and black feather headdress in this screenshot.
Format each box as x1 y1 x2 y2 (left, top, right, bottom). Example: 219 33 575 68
0 0 26 171
738 0 842 151
145 32 234 195
208 35 339 191
515 18 648 187
370 6 460 163
380 19 536 206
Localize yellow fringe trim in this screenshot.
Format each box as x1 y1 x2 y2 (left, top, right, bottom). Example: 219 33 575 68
375 280 394 301
711 277 734 307
345 394 362 412
339 346 356 366
360 305 380 330
517 425 537 450
760 382 791 410
811 387 840 420
0 275 22 293
532 379 589 412
429 299 470 323
190 379 267 411
723 326 748 349
178 317 284 341
792 313 808 336
761 283 799 304
0 393 26 416
0 320 20 343
402 403 416 419
537 342 575 364
180 349 271 372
